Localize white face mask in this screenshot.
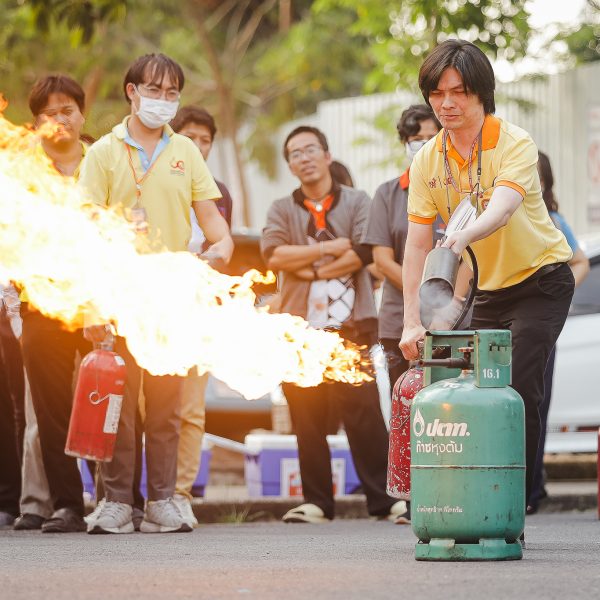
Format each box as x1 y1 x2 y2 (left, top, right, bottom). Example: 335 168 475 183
406 139 428 161
134 87 179 129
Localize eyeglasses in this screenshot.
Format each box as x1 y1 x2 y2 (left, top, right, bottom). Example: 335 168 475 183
288 144 324 163
136 84 180 102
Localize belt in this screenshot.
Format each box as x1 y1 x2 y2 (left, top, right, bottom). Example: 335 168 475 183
534 262 564 278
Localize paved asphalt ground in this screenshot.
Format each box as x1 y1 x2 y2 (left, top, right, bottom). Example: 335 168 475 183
1 512 599 600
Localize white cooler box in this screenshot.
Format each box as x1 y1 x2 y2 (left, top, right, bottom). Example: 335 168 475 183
244 433 361 497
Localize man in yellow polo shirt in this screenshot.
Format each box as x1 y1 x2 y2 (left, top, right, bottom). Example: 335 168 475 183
399 40 574 526
79 53 233 535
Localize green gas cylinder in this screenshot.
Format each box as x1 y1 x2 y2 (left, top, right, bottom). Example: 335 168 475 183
411 330 525 561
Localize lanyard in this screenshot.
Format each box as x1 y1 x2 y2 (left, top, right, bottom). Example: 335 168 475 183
125 142 158 206
442 129 482 218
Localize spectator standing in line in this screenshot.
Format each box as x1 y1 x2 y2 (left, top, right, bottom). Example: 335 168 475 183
361 105 441 390
19 75 93 533
527 151 590 514
169 105 234 526
399 41 574 530
80 54 233 534
261 126 408 524
0 286 23 528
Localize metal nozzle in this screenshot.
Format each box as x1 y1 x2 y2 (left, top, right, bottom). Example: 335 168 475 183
419 247 459 310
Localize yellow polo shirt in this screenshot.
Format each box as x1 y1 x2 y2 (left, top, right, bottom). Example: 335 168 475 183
79 117 221 252
408 115 572 290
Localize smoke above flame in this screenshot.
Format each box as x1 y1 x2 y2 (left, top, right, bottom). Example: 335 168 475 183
0 101 371 399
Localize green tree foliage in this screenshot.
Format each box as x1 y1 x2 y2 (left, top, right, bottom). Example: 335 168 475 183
0 0 537 217
311 0 532 92
28 0 127 43
554 1 600 64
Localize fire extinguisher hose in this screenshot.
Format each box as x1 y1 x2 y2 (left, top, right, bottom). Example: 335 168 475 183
449 245 479 331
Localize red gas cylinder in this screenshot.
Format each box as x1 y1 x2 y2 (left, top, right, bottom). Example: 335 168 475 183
65 345 126 462
386 367 424 499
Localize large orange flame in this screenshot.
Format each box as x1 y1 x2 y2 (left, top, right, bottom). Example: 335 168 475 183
0 101 371 399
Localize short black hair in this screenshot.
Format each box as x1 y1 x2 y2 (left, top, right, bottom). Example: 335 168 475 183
419 40 496 115
396 104 441 143
283 126 329 161
171 105 217 139
123 53 185 104
28 75 85 117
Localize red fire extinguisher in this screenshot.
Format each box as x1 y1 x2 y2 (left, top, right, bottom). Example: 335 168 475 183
386 367 424 499
65 336 126 462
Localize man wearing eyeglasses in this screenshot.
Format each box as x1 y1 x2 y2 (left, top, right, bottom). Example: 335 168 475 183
261 126 407 525
79 53 233 535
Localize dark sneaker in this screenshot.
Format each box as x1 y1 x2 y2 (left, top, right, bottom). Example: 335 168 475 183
14 513 46 531
520 532 526 550
42 508 86 533
0 511 16 530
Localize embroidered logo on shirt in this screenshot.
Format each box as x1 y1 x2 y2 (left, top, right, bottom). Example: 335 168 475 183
429 178 437 189
170 159 185 175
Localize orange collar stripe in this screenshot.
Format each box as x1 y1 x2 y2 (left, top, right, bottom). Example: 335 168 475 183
435 114 502 161
399 168 410 190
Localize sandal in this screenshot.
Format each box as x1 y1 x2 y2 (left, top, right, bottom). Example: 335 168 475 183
282 503 330 524
386 500 411 525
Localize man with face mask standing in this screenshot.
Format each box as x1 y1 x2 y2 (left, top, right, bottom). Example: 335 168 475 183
361 105 441 391
80 54 233 534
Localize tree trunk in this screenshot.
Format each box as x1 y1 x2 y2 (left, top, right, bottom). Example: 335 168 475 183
189 7 252 227
279 0 292 32
82 64 105 116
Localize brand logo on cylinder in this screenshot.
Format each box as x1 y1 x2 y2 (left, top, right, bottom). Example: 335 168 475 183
413 408 470 437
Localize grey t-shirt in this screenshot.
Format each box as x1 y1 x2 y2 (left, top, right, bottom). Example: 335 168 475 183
361 178 408 339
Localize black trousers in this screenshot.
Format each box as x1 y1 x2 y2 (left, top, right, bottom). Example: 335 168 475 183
380 338 410 392
0 306 25 455
21 307 91 516
530 346 556 506
470 263 574 503
0 307 21 516
282 332 394 520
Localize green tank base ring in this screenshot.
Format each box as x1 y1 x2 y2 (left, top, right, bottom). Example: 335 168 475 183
415 538 523 561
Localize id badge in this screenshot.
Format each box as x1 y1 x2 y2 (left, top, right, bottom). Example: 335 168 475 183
127 206 148 234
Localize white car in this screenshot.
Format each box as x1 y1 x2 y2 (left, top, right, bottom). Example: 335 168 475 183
546 232 600 453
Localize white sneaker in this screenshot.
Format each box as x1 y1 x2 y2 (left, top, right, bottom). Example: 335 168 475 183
140 498 192 533
84 497 105 527
173 494 199 528
87 501 134 534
